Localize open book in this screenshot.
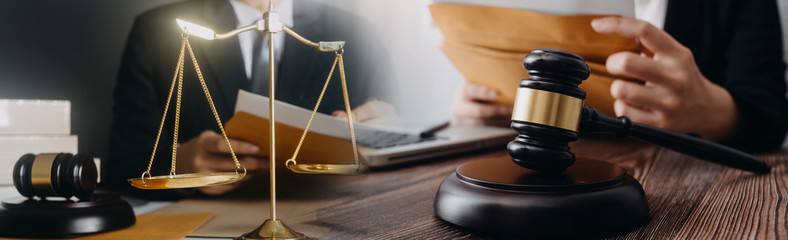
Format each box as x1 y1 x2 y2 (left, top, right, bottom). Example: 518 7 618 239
224 90 364 164
225 90 426 165
230 90 409 141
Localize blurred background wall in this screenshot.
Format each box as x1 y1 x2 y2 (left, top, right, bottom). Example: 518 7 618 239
0 1 180 161
327 0 463 126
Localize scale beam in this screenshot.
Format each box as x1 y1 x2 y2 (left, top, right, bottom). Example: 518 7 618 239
176 19 344 52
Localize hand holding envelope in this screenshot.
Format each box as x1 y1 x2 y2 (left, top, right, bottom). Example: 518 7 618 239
430 4 638 122
592 17 740 141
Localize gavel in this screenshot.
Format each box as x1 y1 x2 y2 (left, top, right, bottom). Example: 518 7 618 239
13 153 97 200
507 48 770 174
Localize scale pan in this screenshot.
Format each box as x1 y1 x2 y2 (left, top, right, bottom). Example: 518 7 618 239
288 164 367 174
128 172 245 189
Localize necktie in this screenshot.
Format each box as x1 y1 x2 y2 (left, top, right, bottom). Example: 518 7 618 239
250 31 270 96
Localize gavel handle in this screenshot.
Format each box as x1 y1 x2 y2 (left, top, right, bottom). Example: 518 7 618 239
579 107 770 174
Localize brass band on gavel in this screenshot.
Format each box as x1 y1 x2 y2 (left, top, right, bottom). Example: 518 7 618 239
511 88 584 132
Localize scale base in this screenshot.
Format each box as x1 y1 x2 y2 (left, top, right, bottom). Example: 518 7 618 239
434 157 649 238
0 193 135 238
235 219 309 240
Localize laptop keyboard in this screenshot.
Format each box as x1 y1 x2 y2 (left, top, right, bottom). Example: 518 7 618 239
355 129 437 149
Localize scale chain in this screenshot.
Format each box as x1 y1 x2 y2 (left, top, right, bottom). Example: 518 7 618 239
144 39 186 177
337 54 360 165
142 35 242 180
171 39 185 176
286 51 360 167
185 37 243 170
287 55 338 164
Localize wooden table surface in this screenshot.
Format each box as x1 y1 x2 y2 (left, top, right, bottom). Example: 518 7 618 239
162 135 788 239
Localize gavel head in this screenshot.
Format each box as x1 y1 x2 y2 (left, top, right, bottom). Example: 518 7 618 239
507 48 590 172
12 153 97 200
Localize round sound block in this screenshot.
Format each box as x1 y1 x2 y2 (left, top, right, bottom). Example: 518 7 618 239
434 157 649 238
0 193 135 238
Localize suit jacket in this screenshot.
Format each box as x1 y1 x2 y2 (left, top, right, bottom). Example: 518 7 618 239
106 0 375 197
664 0 788 152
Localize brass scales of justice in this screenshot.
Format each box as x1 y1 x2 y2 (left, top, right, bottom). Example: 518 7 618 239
126 1 367 239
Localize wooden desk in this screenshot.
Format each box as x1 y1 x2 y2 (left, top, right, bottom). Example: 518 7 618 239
154 136 788 239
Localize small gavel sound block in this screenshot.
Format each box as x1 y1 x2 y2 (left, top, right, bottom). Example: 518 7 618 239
434 49 649 238
0 153 135 238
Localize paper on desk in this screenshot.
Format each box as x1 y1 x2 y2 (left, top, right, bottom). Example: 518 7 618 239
433 0 635 17
0 213 213 240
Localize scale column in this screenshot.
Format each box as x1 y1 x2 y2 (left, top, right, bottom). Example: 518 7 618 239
263 3 282 222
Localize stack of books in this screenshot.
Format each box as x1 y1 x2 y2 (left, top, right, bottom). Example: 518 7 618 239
0 100 78 185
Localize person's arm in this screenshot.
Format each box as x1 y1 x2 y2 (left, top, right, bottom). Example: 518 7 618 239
713 0 788 151
451 82 513 127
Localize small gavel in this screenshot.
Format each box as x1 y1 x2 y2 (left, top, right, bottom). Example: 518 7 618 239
13 153 96 200
507 48 770 174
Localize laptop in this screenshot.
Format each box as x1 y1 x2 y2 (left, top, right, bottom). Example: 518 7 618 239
234 90 516 167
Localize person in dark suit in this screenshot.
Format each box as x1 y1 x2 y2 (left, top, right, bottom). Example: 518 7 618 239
107 0 384 197
454 0 788 152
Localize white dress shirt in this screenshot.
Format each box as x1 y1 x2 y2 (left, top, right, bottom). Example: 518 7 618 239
229 0 294 80
635 0 668 29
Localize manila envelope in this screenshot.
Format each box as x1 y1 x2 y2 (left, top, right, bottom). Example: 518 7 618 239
430 4 639 116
